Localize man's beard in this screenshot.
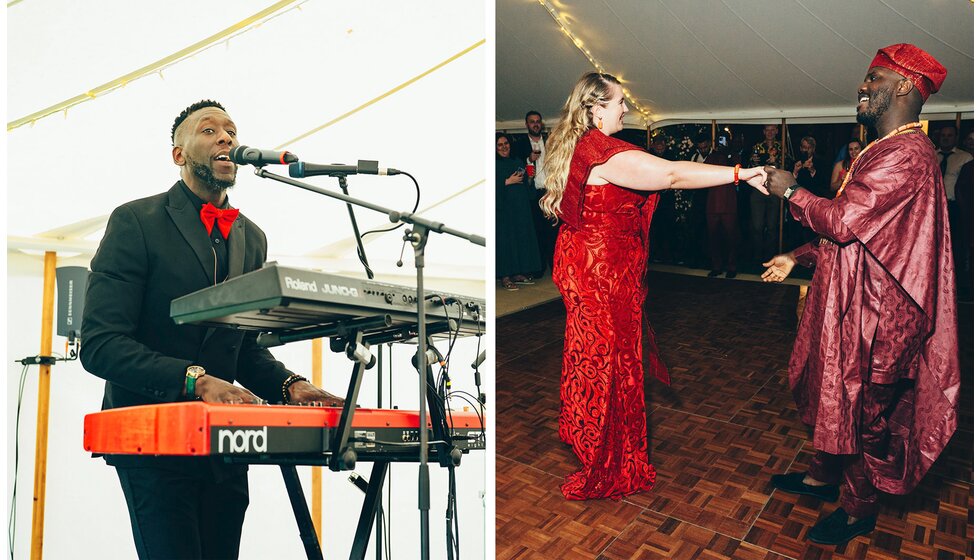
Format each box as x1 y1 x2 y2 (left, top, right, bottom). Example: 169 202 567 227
191 160 236 194
857 86 892 128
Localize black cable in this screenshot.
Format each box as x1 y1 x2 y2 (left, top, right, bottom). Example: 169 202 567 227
385 467 392 560
358 171 422 239
9 364 30 560
377 507 385 560
445 464 455 559
385 342 392 560
447 392 484 426
452 466 460 559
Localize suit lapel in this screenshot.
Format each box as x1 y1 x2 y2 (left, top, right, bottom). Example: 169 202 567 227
165 182 214 286
227 215 245 279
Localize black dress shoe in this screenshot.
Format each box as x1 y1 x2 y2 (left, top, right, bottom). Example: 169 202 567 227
770 472 840 502
805 507 877 545
707 270 723 277
725 271 737 279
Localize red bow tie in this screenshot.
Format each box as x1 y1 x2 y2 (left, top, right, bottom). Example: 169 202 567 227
199 202 240 239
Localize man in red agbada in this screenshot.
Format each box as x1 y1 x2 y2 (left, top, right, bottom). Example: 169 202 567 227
759 43 960 546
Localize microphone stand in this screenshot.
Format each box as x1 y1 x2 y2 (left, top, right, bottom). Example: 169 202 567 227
336 175 374 279
251 167 484 560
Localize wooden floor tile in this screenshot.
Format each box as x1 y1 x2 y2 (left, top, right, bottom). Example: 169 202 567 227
497 457 644 560
496 271 973 559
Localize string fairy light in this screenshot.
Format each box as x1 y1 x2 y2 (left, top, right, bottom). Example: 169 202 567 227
7 0 307 132
536 0 652 124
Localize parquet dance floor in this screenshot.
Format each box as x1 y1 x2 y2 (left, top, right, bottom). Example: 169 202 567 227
496 271 973 560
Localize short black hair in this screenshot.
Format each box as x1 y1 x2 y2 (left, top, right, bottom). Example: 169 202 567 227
695 133 711 144
525 110 542 121
171 99 227 145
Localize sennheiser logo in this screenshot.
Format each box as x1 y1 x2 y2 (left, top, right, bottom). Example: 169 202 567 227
66 280 74 325
217 427 268 453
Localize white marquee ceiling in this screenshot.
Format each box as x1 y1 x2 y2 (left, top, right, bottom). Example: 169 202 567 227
496 0 974 129
8 0 487 292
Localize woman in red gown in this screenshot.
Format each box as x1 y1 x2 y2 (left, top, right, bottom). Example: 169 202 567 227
538 72 768 500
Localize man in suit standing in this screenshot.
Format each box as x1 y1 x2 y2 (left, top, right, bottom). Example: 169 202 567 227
510 110 547 171
511 111 554 275
81 100 343 559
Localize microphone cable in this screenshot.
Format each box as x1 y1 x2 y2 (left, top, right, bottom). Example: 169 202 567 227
8 363 29 560
358 171 421 240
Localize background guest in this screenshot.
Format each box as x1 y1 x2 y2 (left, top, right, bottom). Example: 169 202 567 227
512 111 557 275
495 132 542 290
749 124 785 260
704 132 740 278
648 133 676 263
830 139 864 194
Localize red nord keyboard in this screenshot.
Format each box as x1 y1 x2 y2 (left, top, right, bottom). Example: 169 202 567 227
83 402 484 461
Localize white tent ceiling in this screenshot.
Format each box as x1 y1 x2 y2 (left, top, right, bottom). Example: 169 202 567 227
496 0 974 129
8 0 487 292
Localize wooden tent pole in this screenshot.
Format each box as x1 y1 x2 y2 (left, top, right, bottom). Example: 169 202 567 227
30 251 57 560
311 338 324 543
711 120 717 145
778 118 787 252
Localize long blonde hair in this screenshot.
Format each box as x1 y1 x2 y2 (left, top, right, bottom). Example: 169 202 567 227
539 72 621 221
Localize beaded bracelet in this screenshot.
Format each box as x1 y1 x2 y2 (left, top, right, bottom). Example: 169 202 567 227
733 164 741 186
281 373 308 404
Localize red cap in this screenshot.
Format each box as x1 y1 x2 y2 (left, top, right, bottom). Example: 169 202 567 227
869 43 947 101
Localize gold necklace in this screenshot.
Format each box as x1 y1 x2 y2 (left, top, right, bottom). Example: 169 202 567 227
835 122 924 198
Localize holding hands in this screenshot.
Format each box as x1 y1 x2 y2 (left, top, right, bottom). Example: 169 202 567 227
739 165 770 195
762 166 797 198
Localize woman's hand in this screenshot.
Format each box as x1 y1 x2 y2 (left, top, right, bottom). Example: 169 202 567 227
739 165 769 195
505 170 524 186
761 253 797 283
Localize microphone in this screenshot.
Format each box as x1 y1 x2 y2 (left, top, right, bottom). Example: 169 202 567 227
289 160 402 178
229 145 298 166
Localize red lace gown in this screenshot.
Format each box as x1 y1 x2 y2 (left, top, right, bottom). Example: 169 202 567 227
553 129 669 500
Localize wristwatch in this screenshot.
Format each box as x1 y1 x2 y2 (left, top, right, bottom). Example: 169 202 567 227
185 365 206 399
783 184 801 200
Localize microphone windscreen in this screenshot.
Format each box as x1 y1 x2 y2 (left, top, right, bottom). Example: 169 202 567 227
229 145 248 164
288 162 305 178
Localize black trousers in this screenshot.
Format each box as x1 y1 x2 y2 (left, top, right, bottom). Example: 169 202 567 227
116 465 249 559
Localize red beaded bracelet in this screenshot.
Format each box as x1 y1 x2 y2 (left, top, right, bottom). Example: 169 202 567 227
733 164 741 186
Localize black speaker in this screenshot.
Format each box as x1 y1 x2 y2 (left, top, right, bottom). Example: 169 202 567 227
56 266 89 339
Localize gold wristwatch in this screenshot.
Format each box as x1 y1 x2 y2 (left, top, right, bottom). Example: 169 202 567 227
185 365 206 399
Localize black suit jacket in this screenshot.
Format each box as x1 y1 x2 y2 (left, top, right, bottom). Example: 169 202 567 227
81 182 295 468
510 132 547 165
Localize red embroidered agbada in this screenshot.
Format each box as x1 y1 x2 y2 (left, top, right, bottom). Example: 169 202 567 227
553 129 668 500
787 131 959 494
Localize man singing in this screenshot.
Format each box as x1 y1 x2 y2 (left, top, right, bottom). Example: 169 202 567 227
81 100 343 559
760 44 959 546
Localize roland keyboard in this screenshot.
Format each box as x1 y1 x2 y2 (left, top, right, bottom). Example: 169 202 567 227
170 264 485 336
